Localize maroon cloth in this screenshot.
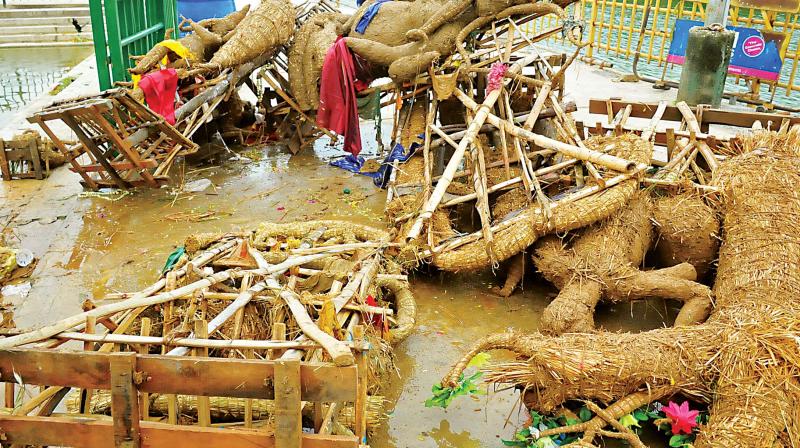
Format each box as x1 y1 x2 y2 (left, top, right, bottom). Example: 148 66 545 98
316 37 362 156
139 68 179 125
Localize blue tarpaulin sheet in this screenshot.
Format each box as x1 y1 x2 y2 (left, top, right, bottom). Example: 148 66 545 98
178 0 236 24
331 137 421 188
355 0 391 33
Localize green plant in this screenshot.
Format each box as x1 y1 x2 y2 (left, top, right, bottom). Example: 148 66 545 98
502 410 585 447
424 371 485 409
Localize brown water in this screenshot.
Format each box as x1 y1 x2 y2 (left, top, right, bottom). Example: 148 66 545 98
0 132 680 446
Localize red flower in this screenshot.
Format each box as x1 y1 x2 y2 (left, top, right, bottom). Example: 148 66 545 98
663 401 699 435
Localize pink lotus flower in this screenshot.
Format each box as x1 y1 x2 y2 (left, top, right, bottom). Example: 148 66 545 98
663 401 699 435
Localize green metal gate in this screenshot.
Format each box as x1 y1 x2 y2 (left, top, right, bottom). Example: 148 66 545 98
89 0 179 90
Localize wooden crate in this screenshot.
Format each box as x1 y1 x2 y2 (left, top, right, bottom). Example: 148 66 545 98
0 347 369 448
0 137 44 181
27 89 198 191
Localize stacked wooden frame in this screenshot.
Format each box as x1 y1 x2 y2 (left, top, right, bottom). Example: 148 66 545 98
27 90 197 190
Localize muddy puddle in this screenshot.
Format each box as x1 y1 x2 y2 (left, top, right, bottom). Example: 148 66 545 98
0 119 681 447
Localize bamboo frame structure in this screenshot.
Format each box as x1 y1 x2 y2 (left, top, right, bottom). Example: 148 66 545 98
0 220 417 447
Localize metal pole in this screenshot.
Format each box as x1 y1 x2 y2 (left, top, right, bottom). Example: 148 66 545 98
705 0 731 26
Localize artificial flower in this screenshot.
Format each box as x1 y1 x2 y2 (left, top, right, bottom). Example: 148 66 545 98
663 401 699 435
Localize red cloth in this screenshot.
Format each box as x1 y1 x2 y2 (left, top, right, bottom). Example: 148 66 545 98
139 69 179 125
316 37 362 156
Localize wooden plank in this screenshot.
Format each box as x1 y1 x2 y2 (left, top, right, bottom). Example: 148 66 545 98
0 416 359 448
28 139 43 180
70 159 159 173
274 359 302 448
0 140 11 181
0 349 112 390
89 107 159 188
61 113 129 189
137 318 151 421
588 98 800 128
353 326 368 443
0 349 358 402
109 353 141 448
30 117 99 189
193 319 211 427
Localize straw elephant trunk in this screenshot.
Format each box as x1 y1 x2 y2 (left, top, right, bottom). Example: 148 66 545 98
533 192 712 335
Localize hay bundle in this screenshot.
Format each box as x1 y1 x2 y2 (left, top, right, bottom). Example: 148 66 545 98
652 192 720 278
252 220 389 249
532 191 712 335
65 389 387 429
431 134 651 271
130 15 235 75
205 0 295 70
441 129 800 446
288 12 349 110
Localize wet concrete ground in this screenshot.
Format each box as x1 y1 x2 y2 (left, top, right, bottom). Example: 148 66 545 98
0 59 687 446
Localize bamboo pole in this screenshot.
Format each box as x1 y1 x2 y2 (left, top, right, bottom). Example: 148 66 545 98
0 252 330 348
439 158 577 208
676 101 719 172
455 89 641 173
424 168 645 256
405 53 542 242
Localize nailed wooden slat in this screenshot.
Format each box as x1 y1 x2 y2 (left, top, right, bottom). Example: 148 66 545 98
0 349 111 389
274 359 302 448
0 416 359 448
0 350 357 402
109 353 140 448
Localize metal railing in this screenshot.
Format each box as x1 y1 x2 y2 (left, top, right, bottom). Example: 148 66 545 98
89 0 178 90
526 0 800 108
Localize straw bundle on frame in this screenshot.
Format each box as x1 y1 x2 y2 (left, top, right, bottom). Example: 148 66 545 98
442 129 800 447
651 191 720 278
204 0 295 71
431 134 651 271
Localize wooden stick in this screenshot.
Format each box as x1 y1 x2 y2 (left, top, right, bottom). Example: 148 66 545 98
259 71 338 142
405 53 542 241
425 168 645 256
676 101 718 172
193 319 211 427
440 158 577 208
137 318 152 421
641 101 668 142
456 90 641 173
0 251 326 348
468 108 496 262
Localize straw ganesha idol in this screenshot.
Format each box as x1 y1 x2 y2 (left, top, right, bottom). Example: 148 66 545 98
346 0 578 80
290 0 579 109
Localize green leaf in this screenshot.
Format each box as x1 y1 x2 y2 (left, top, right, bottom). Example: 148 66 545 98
467 352 492 368
633 408 649 421
619 414 641 429
501 440 529 447
578 406 592 422
564 417 579 426
530 411 543 427
669 434 691 447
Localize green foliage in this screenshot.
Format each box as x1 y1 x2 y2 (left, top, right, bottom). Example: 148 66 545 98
669 434 694 447
578 406 592 422
424 371 484 409
619 413 641 429
501 410 582 447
